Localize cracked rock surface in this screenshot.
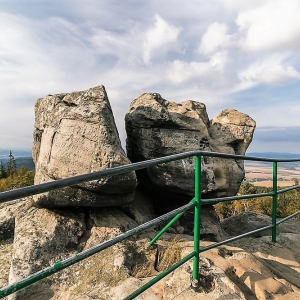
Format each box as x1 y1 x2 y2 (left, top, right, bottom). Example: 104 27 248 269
32 85 137 208
125 93 256 200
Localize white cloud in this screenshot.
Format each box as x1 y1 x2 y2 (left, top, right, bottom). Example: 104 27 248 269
209 51 229 72
167 51 228 84
236 0 300 52
238 57 300 86
219 0 270 11
198 22 231 55
1 1 300 153
0 12 101 99
167 60 210 84
257 65 300 85
143 14 181 63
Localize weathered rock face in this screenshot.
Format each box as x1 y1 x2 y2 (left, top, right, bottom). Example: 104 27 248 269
0 198 31 290
4 199 140 300
221 212 274 238
125 93 256 200
32 85 137 208
221 211 300 239
2 199 300 300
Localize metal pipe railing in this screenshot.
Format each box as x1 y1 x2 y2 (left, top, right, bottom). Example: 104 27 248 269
0 150 300 299
0 201 195 298
193 154 201 282
1 150 300 204
149 198 195 246
124 251 197 300
272 162 278 242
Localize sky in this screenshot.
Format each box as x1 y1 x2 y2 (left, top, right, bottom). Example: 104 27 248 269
1 0 300 154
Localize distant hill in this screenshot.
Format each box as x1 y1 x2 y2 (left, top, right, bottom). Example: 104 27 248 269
0 149 34 170
0 149 32 158
0 150 299 172
0 157 34 170
245 152 300 169
246 152 300 159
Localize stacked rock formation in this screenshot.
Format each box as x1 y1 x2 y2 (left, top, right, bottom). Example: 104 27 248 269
3 86 300 300
125 93 256 201
32 85 137 208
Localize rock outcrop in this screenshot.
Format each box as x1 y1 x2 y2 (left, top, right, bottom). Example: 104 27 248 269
2 199 300 300
32 85 137 208
125 93 256 200
221 212 275 237
6 87 295 300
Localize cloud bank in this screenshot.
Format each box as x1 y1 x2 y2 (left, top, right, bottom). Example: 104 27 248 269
0 0 300 153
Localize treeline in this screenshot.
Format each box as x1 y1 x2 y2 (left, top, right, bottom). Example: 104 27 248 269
0 151 34 192
215 180 300 219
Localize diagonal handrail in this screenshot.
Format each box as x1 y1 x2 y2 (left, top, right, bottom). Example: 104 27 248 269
0 201 195 298
0 150 300 299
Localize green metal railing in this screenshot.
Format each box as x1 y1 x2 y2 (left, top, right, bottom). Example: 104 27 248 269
0 150 300 299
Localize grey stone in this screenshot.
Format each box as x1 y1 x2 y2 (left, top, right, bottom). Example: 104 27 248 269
125 93 255 242
125 93 255 200
32 85 137 208
7 206 139 300
221 212 275 237
3 207 300 299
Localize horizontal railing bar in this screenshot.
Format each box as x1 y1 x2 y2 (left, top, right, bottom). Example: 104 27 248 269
199 224 274 253
0 201 195 298
1 150 300 204
277 184 300 194
124 251 196 300
2 151 196 203
198 151 300 162
276 210 300 225
201 192 274 204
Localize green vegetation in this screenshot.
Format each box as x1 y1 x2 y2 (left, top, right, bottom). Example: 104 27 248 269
0 151 34 192
215 180 300 219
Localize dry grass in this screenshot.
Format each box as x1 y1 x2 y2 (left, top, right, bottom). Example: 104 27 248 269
253 181 295 187
155 236 182 272
131 261 154 278
66 246 129 296
245 165 300 187
131 236 183 278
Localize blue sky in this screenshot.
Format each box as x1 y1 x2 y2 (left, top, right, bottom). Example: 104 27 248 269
1 0 300 154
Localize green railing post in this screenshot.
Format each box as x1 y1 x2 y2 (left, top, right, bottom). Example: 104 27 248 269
272 161 278 243
193 155 201 283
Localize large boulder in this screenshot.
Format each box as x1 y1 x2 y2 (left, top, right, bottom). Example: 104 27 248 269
125 93 256 200
32 85 137 208
221 212 274 238
221 212 300 239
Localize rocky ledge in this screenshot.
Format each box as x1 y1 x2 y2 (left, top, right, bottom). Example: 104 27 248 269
2 199 300 300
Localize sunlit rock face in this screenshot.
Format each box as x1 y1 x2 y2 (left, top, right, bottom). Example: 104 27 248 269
32 85 137 208
125 93 256 201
